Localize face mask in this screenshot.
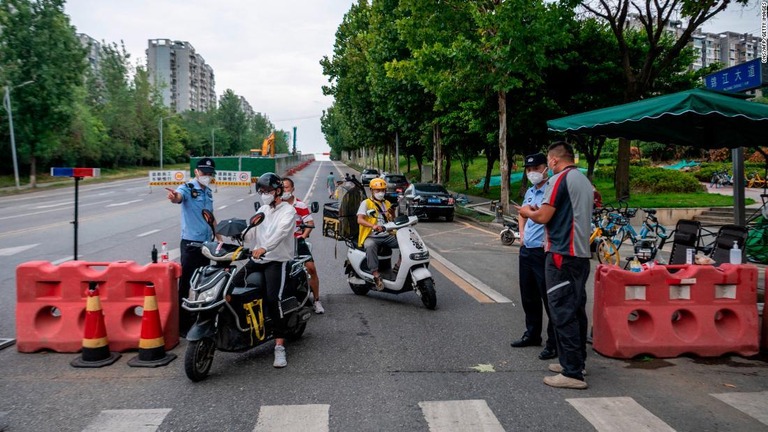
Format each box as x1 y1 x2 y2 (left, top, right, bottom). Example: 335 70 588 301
547 169 554 177
197 175 211 186
527 171 544 185
373 192 385 201
260 192 275 206
281 192 293 200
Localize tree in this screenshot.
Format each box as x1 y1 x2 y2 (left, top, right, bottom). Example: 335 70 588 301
0 0 86 186
581 0 749 199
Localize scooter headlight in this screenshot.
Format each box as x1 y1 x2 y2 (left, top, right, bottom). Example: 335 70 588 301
410 251 430 261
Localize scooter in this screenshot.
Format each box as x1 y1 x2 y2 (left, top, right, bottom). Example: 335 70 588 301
344 214 437 309
500 221 520 246
182 207 314 382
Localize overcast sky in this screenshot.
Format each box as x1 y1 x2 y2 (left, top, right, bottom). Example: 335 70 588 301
63 1 762 155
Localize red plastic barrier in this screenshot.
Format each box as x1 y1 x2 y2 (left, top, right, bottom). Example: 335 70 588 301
16 261 180 353
593 263 759 359
763 275 768 351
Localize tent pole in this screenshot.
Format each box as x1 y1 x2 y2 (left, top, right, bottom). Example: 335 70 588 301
732 148 745 226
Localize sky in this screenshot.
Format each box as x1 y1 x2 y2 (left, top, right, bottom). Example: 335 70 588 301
63 1 763 156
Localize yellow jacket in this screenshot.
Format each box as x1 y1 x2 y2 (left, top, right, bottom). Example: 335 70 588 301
358 198 392 247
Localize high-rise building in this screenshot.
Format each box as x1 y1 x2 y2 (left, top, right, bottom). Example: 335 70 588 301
77 33 101 71
238 95 255 118
146 39 216 113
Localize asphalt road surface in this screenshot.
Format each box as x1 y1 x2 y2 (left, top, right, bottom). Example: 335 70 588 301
0 161 766 431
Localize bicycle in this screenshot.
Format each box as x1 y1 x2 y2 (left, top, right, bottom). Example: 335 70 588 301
709 170 733 188
590 207 621 265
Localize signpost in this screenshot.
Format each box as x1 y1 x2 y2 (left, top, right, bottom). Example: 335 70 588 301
703 59 768 93
51 167 101 261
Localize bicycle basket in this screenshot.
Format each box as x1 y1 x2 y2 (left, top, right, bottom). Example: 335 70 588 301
634 238 656 262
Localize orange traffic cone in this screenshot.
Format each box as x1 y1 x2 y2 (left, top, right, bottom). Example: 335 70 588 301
128 282 177 367
71 282 121 368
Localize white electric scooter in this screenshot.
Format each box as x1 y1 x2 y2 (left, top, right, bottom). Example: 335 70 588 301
344 215 437 309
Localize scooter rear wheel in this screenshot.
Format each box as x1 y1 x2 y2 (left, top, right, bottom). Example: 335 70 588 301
285 322 307 341
500 230 516 246
417 278 437 310
184 337 215 382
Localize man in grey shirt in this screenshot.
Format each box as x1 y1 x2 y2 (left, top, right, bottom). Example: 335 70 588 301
517 141 592 390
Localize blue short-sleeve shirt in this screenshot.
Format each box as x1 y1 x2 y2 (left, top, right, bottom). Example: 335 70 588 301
175 179 214 241
522 185 546 248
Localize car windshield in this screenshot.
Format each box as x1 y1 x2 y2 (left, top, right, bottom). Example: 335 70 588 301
415 184 448 194
387 175 407 183
363 169 378 174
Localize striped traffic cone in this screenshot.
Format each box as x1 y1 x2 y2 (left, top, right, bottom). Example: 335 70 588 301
71 282 121 368
128 282 177 367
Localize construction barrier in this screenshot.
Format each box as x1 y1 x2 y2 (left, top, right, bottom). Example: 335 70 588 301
763 276 768 351
16 260 181 353
593 263 759 359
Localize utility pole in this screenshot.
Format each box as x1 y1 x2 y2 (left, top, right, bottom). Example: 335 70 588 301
3 80 34 190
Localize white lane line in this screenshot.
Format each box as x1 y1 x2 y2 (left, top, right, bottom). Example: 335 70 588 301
34 201 73 209
237 198 245 202
253 404 330 432
302 162 322 202
419 400 504 432
106 199 143 208
0 200 113 221
218 205 228 210
711 391 768 426
137 229 161 238
429 250 513 303
567 397 675 432
82 408 171 432
51 256 81 265
0 244 39 256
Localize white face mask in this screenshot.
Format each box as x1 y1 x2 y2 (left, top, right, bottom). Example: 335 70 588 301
281 191 293 200
260 192 275 206
373 192 385 201
527 171 544 185
197 175 211 186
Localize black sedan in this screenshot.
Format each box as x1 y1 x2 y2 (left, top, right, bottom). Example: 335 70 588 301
402 183 455 222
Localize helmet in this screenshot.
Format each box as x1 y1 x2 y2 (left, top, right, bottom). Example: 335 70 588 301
256 172 283 193
369 178 386 190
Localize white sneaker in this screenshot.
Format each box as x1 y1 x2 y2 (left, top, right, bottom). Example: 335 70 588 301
313 300 325 314
273 345 287 368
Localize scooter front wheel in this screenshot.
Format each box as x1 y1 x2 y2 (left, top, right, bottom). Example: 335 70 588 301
500 229 516 246
416 278 437 310
184 337 216 382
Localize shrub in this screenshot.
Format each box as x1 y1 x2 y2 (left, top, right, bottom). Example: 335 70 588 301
630 166 702 193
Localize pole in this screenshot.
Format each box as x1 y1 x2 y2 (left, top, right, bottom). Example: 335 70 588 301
159 118 164 170
73 176 81 260
211 129 215 156
733 147 745 226
395 132 400 174
292 126 297 155
4 86 20 189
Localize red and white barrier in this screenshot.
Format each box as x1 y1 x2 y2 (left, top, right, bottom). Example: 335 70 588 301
593 263 759 359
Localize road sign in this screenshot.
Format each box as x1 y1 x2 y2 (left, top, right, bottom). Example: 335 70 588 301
703 59 767 93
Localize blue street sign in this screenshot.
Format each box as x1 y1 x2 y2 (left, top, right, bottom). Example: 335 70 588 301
703 59 767 93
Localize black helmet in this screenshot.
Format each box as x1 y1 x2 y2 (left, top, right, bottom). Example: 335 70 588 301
256 172 282 193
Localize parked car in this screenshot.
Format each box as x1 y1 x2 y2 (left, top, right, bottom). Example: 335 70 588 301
382 173 410 203
360 169 380 186
402 183 455 221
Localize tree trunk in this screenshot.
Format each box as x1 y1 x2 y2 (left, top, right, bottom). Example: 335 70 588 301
498 90 509 215
444 150 451 183
615 137 630 200
483 155 495 195
30 155 37 188
433 124 443 184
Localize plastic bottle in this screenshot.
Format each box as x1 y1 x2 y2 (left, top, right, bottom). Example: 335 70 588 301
151 244 158 263
730 240 741 264
161 242 169 263
630 255 642 272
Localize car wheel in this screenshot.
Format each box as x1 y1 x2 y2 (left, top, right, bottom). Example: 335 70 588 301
445 212 454 222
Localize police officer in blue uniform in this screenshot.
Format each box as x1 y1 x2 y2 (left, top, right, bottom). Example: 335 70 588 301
166 157 217 336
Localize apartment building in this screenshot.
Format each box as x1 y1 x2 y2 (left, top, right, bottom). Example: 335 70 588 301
77 33 101 71
146 38 216 113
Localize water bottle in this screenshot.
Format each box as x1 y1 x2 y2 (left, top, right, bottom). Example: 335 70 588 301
730 240 741 264
151 244 158 263
630 255 642 272
161 242 169 262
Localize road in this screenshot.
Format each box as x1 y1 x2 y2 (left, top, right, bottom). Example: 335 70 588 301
0 161 766 431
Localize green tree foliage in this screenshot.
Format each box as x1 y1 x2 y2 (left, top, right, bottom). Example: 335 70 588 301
0 0 86 186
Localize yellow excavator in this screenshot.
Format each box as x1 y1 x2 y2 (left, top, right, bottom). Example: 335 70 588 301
260 132 275 157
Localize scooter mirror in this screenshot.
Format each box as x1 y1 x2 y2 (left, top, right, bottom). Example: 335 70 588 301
394 215 409 225
310 201 319 213
249 213 265 227
253 202 261 212
201 209 215 229
366 209 376 217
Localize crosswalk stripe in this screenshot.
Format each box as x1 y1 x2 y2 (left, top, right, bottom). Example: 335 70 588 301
253 404 330 432
711 391 768 426
81 408 171 432
567 397 675 432
419 400 505 432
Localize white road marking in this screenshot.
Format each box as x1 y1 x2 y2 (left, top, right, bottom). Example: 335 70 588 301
237 198 244 202
429 250 513 303
419 400 505 432
0 244 39 256
137 229 161 237
0 200 113 221
567 397 675 432
711 391 768 426
302 162 322 202
253 404 330 432
34 201 74 209
51 256 81 265
218 205 228 210
106 199 143 207
82 408 171 432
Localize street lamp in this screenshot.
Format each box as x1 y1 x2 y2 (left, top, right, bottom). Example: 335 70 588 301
3 80 34 190
159 115 174 170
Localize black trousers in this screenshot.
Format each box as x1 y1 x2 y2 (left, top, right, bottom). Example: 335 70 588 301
240 260 290 339
518 246 555 349
545 253 590 381
179 239 211 336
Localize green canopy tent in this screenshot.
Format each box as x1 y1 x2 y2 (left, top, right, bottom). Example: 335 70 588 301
547 88 768 225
